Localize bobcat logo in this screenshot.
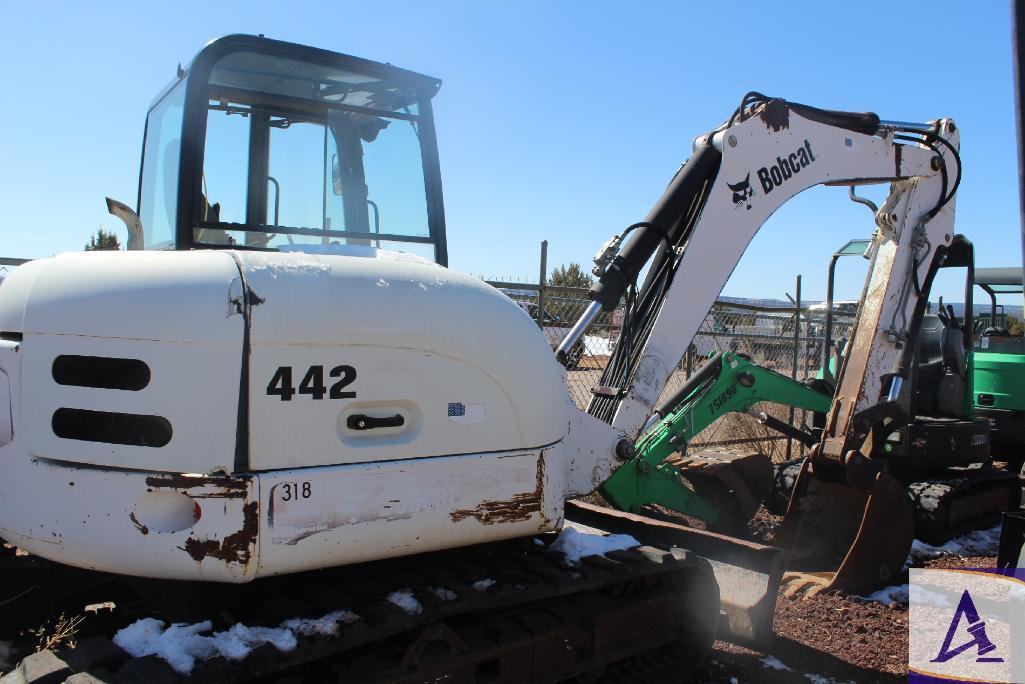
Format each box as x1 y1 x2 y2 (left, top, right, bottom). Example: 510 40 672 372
728 174 755 210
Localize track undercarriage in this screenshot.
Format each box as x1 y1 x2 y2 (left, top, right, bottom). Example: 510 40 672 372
2 504 783 683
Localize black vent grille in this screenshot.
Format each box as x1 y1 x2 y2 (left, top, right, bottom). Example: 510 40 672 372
52 355 150 391
52 408 171 447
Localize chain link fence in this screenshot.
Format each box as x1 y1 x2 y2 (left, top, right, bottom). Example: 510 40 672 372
486 279 856 462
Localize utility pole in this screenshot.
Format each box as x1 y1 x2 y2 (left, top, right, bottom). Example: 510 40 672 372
1013 0 1025 305
537 240 548 328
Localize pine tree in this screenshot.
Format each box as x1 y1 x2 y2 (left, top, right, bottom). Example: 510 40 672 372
84 227 121 251
549 262 593 289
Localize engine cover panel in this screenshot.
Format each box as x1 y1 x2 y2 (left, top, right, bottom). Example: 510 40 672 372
239 251 566 469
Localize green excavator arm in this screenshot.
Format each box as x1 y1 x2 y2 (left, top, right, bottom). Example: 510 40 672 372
599 351 833 525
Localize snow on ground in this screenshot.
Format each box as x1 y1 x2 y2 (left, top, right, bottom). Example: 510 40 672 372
906 525 1002 565
549 525 640 565
754 654 854 683
430 586 458 601
805 675 854 684
114 620 293 675
283 609 360 637
583 335 613 357
858 524 1002 605
761 655 793 671
0 640 14 673
386 589 423 615
113 610 362 675
861 583 910 605
472 578 496 591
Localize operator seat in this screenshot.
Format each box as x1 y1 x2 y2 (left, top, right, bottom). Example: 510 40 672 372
915 313 968 418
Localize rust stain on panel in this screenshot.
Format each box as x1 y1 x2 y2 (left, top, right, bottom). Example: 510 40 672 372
145 474 249 499
180 501 258 565
450 452 547 525
449 492 541 525
128 512 149 535
760 99 790 131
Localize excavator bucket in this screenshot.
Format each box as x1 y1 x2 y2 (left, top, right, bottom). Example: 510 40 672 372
668 449 774 534
774 459 914 597
567 500 784 648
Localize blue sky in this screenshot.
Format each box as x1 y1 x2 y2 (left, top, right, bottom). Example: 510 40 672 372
0 1 1021 303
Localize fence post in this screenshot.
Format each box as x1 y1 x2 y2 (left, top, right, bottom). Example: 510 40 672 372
537 240 548 329
786 274 802 458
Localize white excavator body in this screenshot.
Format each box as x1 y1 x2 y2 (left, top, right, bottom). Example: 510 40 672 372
0 35 976 594
0 248 589 580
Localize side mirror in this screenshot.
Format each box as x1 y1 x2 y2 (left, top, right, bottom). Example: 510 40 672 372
105 197 144 250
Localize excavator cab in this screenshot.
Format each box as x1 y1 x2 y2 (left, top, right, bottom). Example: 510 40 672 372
127 35 448 263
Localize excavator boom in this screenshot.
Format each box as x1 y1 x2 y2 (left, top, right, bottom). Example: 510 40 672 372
560 95 970 596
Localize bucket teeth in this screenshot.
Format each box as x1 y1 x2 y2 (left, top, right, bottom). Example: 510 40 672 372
776 462 914 595
781 571 835 599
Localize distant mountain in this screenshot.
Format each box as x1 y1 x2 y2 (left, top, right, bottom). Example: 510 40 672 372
718 295 795 309
718 295 1023 319
943 302 1024 320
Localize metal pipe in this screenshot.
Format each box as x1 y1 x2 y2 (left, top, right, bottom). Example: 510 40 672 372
639 411 662 435
877 119 936 133
823 255 840 382
787 275 801 458
556 300 603 365
1013 0 1025 308
367 200 381 248
537 241 548 330
848 186 878 214
267 176 281 226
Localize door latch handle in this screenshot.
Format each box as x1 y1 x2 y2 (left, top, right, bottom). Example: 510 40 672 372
347 414 405 430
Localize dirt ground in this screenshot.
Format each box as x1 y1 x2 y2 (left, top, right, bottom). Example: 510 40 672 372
682 509 999 684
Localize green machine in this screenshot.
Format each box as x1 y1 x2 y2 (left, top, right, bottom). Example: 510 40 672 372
602 351 832 532
601 238 871 533
973 266 1025 452
606 239 1020 545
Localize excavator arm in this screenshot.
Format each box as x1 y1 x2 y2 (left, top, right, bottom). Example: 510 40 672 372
561 96 959 492
600 351 831 529
559 94 962 596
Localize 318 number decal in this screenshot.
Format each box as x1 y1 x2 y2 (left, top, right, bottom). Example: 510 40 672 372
267 365 357 401
279 482 311 501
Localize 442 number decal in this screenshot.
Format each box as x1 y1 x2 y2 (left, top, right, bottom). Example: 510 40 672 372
267 365 357 401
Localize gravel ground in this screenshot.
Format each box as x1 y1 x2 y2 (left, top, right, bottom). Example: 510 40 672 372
685 587 911 683
680 507 1004 683
921 554 995 569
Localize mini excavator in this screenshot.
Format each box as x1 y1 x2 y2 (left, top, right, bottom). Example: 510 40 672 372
1 34 1018 680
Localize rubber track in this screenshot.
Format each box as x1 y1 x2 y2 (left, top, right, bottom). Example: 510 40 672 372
767 460 1021 543
2 534 717 683
907 469 1022 544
